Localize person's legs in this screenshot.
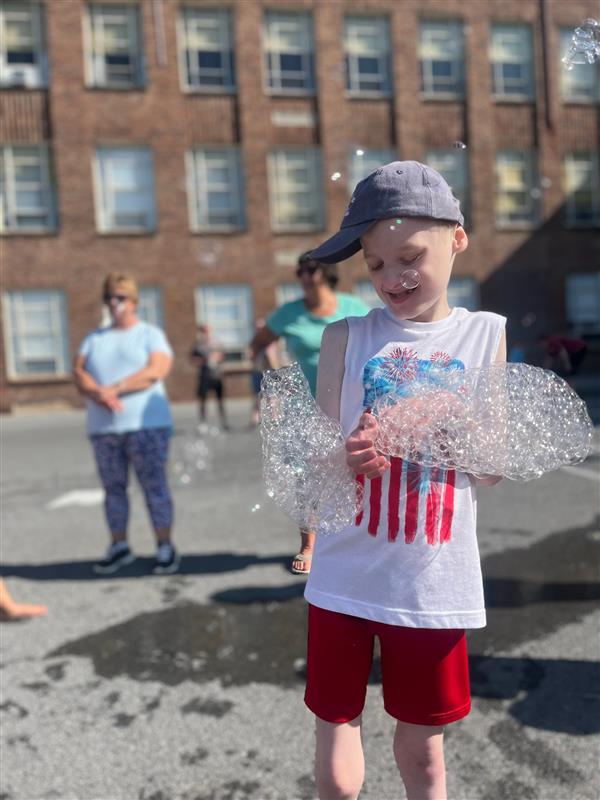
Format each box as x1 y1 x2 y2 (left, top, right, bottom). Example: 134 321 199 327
393 722 446 800
214 380 228 429
315 716 365 800
291 528 316 574
91 433 129 543
126 429 174 544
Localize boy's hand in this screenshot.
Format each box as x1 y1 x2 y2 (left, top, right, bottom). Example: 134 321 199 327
469 473 503 487
346 412 390 479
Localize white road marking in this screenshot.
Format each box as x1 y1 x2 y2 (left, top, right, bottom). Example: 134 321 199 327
46 489 104 509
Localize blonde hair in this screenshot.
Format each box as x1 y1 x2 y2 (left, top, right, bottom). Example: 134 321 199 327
102 272 139 304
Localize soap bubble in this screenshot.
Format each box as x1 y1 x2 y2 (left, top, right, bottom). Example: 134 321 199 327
330 172 342 182
371 363 592 481
399 269 420 290
540 176 552 189
452 141 467 149
355 149 365 157
250 504 261 513
260 364 361 533
530 187 542 199
521 312 537 327
171 430 212 486
562 18 600 69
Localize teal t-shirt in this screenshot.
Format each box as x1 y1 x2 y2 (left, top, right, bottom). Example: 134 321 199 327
78 321 173 435
266 293 370 395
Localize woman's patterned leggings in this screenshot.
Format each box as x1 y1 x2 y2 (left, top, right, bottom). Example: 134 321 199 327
91 428 173 534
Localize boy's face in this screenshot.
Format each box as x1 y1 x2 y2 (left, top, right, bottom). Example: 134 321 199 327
360 217 468 322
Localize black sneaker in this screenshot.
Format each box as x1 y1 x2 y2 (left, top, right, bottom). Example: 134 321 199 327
152 542 180 575
93 543 136 575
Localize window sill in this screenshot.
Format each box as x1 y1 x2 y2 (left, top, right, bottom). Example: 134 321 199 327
0 83 48 91
182 86 237 96
264 88 316 98
271 225 324 234
85 84 146 92
1 228 58 237
491 95 534 104
560 97 600 106
190 226 245 235
97 228 155 236
495 221 539 231
420 92 465 102
7 374 72 385
345 91 392 100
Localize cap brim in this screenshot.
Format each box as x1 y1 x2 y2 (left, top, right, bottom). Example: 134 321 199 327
310 220 374 264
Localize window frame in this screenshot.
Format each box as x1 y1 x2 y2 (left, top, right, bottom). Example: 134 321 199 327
563 152 600 228
565 272 600 334
343 15 391 97
263 10 315 96
494 149 539 228
0 0 47 88
137 285 164 328
558 28 600 104
0 143 57 233
177 7 235 93
93 146 156 234
2 289 70 378
347 148 396 194
419 19 465 98
186 146 245 232
424 148 469 226
84 3 145 90
194 283 254 358
490 23 534 101
267 148 323 233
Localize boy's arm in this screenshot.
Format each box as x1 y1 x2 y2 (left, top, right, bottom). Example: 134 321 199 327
471 329 507 487
316 319 348 421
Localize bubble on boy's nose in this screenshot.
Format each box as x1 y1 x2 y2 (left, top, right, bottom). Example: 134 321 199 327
452 141 467 149
400 269 420 290
330 172 342 182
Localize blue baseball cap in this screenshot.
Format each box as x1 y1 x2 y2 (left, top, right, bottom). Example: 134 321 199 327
311 160 464 264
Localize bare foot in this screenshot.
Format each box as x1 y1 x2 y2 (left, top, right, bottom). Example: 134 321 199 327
0 602 48 622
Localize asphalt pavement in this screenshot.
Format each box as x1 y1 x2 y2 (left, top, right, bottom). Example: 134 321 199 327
1 400 599 800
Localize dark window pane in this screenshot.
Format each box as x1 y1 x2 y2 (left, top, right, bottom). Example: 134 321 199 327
7 51 35 64
502 63 523 80
198 51 223 69
106 54 131 66
358 56 379 75
280 53 303 72
432 61 452 77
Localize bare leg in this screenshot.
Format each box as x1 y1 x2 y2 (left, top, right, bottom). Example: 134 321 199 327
291 528 315 574
315 716 364 800
154 526 172 545
199 398 207 423
0 579 47 622
393 721 447 800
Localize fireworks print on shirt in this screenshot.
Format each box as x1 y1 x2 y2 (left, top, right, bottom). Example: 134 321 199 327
359 348 464 545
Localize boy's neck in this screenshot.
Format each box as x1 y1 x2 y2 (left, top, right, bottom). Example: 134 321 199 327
405 295 452 324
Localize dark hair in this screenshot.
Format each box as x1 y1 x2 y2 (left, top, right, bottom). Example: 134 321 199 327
298 251 339 289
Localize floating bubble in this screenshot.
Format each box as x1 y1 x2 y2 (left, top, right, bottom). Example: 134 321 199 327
452 141 467 149
370 363 592 481
562 18 600 69
260 364 361 533
399 269 420 290
250 504 261 513
330 172 342 182
355 149 365 157
540 176 552 189
530 188 542 199
171 430 213 485
521 312 537 327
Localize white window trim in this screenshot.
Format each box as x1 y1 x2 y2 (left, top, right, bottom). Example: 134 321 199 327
267 148 323 232
344 16 391 97
93 146 156 233
490 24 533 101
263 11 314 96
0 0 47 88
563 152 600 228
194 284 254 354
559 28 600 104
186 147 245 232
419 20 464 98
177 7 235 93
347 148 396 194
83 4 144 89
2 289 70 378
1 143 56 233
424 148 469 223
495 150 539 229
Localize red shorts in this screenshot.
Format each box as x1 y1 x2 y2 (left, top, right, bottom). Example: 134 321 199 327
304 604 471 726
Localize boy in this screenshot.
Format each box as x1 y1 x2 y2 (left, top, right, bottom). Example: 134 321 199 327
304 162 506 800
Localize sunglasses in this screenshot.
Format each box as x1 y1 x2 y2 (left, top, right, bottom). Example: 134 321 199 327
296 264 321 277
104 293 130 303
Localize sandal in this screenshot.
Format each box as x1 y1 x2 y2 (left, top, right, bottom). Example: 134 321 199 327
291 553 312 575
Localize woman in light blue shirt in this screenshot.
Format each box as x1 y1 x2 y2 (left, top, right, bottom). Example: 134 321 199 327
73 273 178 575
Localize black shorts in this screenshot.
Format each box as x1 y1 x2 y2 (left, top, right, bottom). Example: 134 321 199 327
197 378 223 400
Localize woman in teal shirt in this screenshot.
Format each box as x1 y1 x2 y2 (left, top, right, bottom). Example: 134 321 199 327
251 252 370 574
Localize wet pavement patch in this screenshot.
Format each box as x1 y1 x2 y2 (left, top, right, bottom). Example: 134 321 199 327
180 747 209 766
180 697 234 717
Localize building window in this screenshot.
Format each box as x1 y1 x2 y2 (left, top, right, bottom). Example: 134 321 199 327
419 20 464 97
563 152 600 227
347 148 395 193
495 150 539 226
354 280 383 309
268 149 322 232
194 284 253 358
566 273 600 333
3 289 69 376
178 7 235 92
186 147 244 231
559 28 600 103
344 16 391 96
0 0 47 87
490 23 533 99
138 286 163 327
0 144 56 232
85 4 144 89
263 11 314 94
448 277 478 311
94 147 156 232
275 283 303 307
424 148 469 225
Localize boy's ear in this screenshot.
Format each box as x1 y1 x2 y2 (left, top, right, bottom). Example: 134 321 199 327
452 225 468 253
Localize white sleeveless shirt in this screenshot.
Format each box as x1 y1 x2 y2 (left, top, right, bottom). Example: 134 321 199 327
305 306 506 629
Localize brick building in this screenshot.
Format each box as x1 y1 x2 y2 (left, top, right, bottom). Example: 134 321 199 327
1 0 599 411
